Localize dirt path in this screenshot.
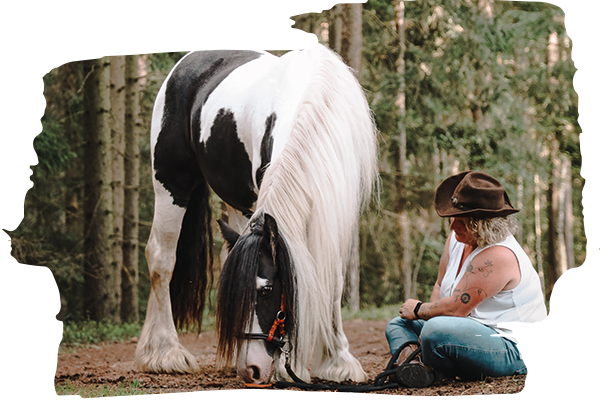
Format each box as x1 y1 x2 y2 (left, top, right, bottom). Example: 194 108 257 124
55 319 525 396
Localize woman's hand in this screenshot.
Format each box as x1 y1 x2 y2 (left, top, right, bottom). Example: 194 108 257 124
399 299 421 320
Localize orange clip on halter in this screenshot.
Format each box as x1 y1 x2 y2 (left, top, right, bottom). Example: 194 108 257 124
267 294 286 342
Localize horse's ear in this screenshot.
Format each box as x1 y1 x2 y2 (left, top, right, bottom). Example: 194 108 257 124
262 213 278 259
217 219 240 251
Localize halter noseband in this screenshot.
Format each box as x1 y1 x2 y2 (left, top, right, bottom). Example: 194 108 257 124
244 292 287 347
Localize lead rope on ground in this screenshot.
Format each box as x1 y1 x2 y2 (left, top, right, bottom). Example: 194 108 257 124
272 341 422 392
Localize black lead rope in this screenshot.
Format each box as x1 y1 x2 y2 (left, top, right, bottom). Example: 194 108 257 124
273 341 422 392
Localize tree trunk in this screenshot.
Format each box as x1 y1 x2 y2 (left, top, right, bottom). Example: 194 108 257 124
546 138 561 296
534 173 546 298
110 55 126 323
516 175 524 243
328 4 343 54
395 0 412 301
252 0 275 54
121 54 141 323
337 2 363 311
341 3 363 76
83 56 117 322
558 156 575 304
63 62 82 233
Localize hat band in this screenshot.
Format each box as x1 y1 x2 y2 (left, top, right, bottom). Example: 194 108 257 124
451 196 473 211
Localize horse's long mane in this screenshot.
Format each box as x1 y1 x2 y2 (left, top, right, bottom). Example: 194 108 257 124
255 46 379 371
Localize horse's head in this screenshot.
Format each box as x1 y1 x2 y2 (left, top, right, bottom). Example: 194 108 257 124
216 212 295 385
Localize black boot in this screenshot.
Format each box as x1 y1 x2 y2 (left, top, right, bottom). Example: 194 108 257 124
392 343 436 388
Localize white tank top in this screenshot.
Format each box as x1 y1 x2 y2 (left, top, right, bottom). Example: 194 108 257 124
439 232 547 341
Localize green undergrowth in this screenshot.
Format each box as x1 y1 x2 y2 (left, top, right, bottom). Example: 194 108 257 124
342 304 399 321
55 380 144 397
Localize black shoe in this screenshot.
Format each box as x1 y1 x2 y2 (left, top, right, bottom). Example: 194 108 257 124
395 362 436 388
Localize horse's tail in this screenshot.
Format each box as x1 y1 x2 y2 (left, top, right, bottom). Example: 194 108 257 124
169 179 214 333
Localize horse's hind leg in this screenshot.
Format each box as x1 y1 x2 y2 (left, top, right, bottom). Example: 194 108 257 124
134 182 199 373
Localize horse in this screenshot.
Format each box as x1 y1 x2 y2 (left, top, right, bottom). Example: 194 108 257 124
134 44 379 385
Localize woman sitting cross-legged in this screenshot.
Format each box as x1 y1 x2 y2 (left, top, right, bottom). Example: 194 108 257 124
386 170 547 388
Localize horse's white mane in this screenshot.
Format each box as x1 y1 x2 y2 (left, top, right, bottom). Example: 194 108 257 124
254 45 379 379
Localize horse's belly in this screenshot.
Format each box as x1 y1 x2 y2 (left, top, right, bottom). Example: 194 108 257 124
197 112 258 215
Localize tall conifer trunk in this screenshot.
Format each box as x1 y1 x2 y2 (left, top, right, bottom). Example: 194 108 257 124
121 55 141 322
546 138 560 295
110 55 126 323
341 4 363 74
83 57 117 322
328 4 342 54
534 173 546 297
395 0 412 300
338 3 363 311
556 154 575 274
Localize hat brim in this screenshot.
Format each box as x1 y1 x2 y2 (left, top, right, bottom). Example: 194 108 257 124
434 171 519 218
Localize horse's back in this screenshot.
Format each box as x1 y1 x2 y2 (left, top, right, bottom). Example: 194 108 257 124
152 50 264 209
151 46 363 215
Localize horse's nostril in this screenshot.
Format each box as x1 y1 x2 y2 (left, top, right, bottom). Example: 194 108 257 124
250 366 261 380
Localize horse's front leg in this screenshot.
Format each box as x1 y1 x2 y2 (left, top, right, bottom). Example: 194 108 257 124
134 184 199 373
312 246 367 383
311 306 368 383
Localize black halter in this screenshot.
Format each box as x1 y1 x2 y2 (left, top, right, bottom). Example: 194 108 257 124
244 333 286 348
244 287 287 346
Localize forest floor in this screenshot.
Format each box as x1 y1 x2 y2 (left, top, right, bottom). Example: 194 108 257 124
55 319 526 396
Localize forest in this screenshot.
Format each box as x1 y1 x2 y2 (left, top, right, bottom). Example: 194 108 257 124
8 0 582 326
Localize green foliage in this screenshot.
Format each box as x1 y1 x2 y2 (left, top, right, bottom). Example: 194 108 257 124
312 0 583 306
2 312 141 359
10 1 585 335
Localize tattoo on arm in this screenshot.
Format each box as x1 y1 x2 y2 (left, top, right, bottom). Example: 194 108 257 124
460 293 471 304
467 261 493 277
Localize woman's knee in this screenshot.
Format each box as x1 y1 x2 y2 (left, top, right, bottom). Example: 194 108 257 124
420 316 469 352
385 316 404 341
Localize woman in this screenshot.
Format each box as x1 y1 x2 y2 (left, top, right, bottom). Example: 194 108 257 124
385 171 547 388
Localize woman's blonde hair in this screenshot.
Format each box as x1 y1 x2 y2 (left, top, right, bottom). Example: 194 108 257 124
464 215 519 248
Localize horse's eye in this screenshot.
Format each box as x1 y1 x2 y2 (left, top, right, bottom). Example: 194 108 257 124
260 286 273 297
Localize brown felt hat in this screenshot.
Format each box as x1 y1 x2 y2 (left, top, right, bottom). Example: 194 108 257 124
434 171 519 218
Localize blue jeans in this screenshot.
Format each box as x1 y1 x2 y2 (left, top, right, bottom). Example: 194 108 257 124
385 316 527 380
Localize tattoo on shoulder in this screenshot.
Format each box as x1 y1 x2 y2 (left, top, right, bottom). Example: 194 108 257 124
460 293 471 304
466 261 493 278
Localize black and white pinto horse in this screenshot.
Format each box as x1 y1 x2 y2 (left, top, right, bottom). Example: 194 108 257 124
134 44 379 385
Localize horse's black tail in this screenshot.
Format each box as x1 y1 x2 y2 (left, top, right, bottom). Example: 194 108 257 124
170 179 214 333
